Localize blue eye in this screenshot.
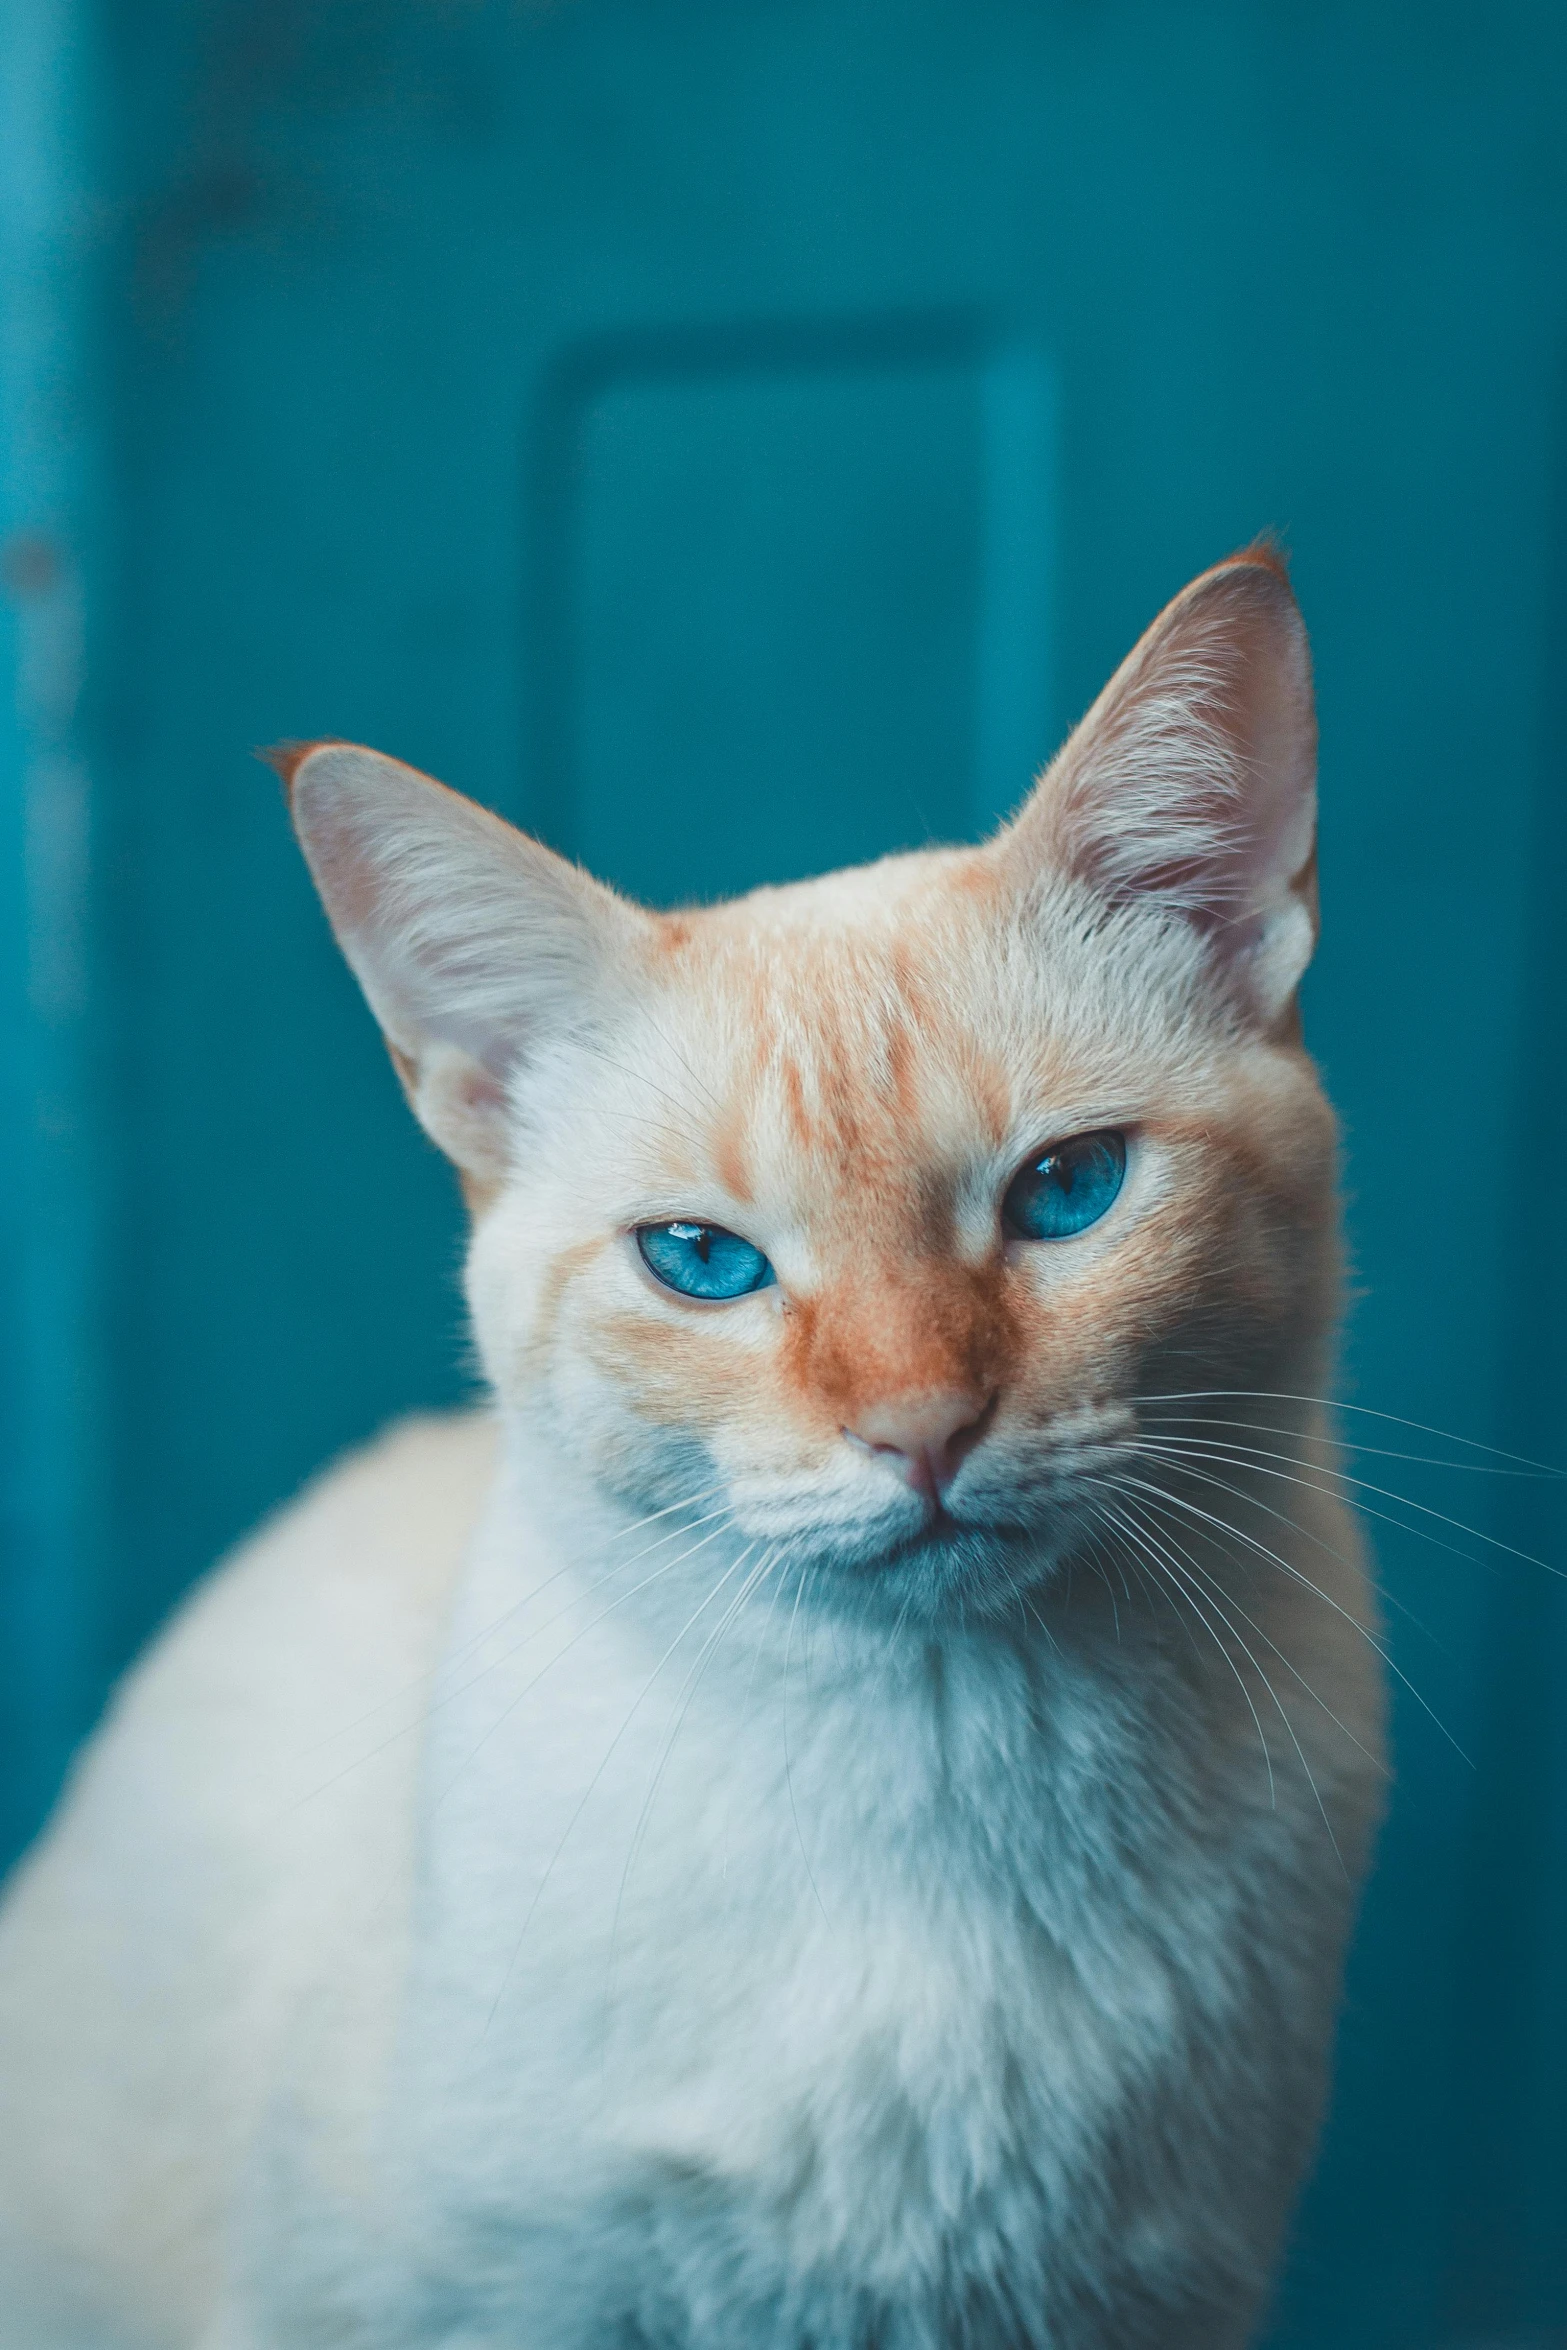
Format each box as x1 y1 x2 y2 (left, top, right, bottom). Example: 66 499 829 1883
637 1221 776 1301
1002 1130 1126 1241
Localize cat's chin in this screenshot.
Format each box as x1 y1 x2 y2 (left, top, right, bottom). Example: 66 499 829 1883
761 1511 1069 1631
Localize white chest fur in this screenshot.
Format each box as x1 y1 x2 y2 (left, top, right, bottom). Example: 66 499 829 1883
257 1457 1372 2350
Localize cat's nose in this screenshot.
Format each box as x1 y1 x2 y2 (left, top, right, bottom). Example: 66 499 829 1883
845 1391 995 1502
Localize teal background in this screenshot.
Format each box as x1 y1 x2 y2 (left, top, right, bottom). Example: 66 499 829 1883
3 3 1566 2342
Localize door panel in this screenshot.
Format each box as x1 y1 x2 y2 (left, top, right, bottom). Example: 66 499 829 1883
535 318 1053 901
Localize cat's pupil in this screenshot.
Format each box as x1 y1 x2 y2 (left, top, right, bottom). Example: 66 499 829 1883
1002 1130 1126 1242
637 1219 775 1300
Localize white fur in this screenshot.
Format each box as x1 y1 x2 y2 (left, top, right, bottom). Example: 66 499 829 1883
0 560 1384 2347
0 1404 1378 2350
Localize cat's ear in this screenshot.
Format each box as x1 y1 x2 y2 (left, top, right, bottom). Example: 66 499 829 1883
281 743 648 1187
998 547 1318 1032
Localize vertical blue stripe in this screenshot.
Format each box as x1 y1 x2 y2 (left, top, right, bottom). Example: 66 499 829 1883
1436 360 1567 2340
975 344 1057 831
0 0 108 1867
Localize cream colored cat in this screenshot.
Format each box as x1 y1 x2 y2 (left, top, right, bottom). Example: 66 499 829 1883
0 550 1385 2349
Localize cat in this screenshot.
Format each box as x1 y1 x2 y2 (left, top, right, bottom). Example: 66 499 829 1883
0 547 1385 2349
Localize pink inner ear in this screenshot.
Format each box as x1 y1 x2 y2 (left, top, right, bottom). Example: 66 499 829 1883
288 739 654 1112
1013 551 1318 978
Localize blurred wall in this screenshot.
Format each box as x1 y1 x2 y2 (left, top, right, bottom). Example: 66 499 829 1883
2 3 1566 2342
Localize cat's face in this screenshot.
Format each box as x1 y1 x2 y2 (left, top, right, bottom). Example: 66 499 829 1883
288 549 1333 1622
464 855 1335 1620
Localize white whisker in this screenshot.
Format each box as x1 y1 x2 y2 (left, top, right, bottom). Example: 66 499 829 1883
783 1565 829 1924
1132 1388 1565 1476
1115 1467 1468 1765
291 1505 738 1811
1131 1432 1566 1582
1122 1437 1440 1645
300 1482 728 1760
1096 1496 1279 1810
485 1532 761 2032
605 1545 780 2028
1137 1410 1565 1480
1107 1485 1386 1779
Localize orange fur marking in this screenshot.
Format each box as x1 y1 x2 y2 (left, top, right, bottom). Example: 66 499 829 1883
785 1262 1016 1435
256 739 353 797
712 1105 755 1205
527 1236 608 1375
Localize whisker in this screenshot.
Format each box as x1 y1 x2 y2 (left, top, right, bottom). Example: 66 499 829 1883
1018 1583 1063 1655
484 1533 761 2032
726 1548 796 1882
632 1008 732 1124
1095 1511 1209 1673
1109 1485 1387 1779
879 1557 924 1672
1132 1389 1565 1477
1137 1411 1565 1480
615 1544 769 1903
439 1499 740 1694
436 1517 736 1816
1131 1434 1566 1583
301 1482 727 1759
1115 1496 1351 1877
303 1513 737 1823
1081 1545 1124 1640
1082 1517 1135 1633
291 1505 741 1811
577 1038 716 1160
1096 1496 1279 1810
1122 1437 1442 1647
783 1565 830 1924
605 1545 780 2025
1115 1467 1469 1766
1132 1433 1506 1588
440 1480 730 1664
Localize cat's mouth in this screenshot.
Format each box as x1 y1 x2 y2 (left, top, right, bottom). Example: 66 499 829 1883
719 1419 1144 1619
879 1483 960 1543
874 1501 1043 1568
756 1494 1075 1624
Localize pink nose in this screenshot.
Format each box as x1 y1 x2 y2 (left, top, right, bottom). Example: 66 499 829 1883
844 1391 995 1503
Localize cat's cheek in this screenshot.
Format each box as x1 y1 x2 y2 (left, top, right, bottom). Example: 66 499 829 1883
462 1204 619 1407
553 1378 696 1503
576 1302 781 1430
462 1207 541 1401
994 1146 1320 1432
463 1195 796 1506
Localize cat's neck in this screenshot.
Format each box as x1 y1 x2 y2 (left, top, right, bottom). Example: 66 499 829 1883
443 1403 1185 1756
409 1402 1248 2060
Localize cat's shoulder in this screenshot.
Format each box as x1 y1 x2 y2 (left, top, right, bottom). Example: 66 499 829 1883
121 1405 498 1729
226 1402 500 1617
0 1412 499 2340
10 1407 499 1885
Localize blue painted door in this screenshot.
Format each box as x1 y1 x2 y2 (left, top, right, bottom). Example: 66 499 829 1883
3 3 1566 2341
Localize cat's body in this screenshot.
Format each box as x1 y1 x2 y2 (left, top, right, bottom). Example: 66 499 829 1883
0 553 1386 2347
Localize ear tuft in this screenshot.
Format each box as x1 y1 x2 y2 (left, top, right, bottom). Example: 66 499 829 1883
257 738 346 794
1227 530 1292 590
999 546 1318 1031
288 744 648 1187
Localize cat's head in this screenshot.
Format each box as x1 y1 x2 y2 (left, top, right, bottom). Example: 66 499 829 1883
286 549 1336 1623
